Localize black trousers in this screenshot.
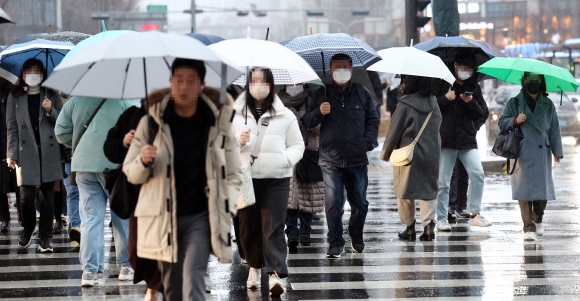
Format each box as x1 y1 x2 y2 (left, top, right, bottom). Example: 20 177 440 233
449 158 468 212
238 178 290 278
20 182 55 239
0 194 9 223
232 215 245 259
53 181 65 221
518 200 547 232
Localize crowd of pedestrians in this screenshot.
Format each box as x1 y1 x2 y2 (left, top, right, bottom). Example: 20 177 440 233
0 44 565 301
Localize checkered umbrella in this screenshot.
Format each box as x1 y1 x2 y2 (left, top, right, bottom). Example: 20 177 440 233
209 38 322 86
280 33 381 76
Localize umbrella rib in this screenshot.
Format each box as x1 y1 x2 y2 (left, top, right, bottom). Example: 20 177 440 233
120 59 131 99
67 62 96 95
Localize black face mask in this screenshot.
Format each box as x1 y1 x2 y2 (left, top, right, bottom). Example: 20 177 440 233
526 83 542 95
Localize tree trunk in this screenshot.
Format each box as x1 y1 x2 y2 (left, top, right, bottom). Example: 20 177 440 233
432 0 460 37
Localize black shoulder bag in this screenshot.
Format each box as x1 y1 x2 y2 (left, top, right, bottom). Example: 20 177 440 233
70 99 107 186
492 98 524 175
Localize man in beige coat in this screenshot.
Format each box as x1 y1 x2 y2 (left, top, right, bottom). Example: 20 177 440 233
123 58 242 301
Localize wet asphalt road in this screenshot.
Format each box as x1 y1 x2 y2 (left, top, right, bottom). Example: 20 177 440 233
0 139 579 300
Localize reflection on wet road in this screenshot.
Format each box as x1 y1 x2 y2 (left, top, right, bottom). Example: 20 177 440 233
0 143 578 300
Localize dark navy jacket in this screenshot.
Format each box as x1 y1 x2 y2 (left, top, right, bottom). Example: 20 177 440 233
304 81 379 168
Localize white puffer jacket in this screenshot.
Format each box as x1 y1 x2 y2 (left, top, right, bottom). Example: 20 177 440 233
232 93 305 179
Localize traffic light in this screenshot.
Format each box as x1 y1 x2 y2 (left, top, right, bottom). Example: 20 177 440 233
406 0 431 46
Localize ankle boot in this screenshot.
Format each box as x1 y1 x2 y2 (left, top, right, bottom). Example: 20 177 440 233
287 228 299 251
53 220 63 234
398 221 416 241
420 220 436 241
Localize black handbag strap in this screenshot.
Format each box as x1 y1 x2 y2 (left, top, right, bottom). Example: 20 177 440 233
74 99 107 152
506 158 517 175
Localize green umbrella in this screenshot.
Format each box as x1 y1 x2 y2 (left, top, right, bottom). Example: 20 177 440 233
478 57 578 104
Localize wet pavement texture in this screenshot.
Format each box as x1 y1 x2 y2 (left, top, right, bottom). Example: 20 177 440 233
0 139 579 300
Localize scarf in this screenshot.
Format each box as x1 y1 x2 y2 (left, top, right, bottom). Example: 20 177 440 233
279 88 309 108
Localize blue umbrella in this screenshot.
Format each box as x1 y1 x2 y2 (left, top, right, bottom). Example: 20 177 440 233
414 36 505 66
0 39 74 84
280 33 381 76
184 33 224 46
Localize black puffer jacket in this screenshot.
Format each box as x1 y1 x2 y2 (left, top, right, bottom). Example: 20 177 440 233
304 82 380 168
437 81 488 150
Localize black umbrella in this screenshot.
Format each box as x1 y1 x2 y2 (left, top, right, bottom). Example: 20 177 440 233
12 31 91 45
0 7 14 24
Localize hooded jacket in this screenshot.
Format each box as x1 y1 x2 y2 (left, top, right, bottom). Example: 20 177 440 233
123 90 242 264
381 93 442 200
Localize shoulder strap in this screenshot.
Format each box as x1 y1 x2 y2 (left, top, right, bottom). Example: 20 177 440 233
413 111 433 143
74 99 107 151
250 116 271 165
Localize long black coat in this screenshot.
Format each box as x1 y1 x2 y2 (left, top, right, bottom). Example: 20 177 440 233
381 93 442 200
437 82 488 150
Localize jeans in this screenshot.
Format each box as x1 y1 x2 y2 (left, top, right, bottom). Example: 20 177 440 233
321 165 369 248
238 178 290 277
437 148 485 221
77 172 130 273
286 209 313 237
518 200 547 233
21 182 54 239
449 159 468 212
64 163 80 228
158 212 211 301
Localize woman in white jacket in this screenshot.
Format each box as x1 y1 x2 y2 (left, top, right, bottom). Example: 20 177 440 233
233 68 304 297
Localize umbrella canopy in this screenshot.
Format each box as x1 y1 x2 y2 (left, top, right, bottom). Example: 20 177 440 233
0 39 74 84
64 30 134 61
367 47 456 85
43 31 243 103
280 33 381 75
478 57 579 93
12 32 91 45
0 7 14 24
414 36 505 66
185 33 224 46
209 38 322 86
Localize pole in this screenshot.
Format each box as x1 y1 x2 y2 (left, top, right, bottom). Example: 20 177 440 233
405 0 419 46
191 0 196 33
56 0 62 32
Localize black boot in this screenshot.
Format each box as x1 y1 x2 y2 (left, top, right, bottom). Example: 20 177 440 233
300 235 311 246
420 220 436 241
398 221 416 241
53 220 63 234
287 228 299 251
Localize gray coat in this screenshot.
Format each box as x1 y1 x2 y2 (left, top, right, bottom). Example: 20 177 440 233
381 93 442 200
279 89 324 213
498 92 563 201
6 91 64 186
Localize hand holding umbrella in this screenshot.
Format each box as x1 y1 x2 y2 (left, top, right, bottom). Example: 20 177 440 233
42 97 52 114
320 102 331 115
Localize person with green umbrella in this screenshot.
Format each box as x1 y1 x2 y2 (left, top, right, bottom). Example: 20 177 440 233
498 72 564 241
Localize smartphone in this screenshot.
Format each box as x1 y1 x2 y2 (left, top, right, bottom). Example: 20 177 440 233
464 92 473 96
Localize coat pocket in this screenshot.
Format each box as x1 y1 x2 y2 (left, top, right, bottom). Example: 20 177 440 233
545 137 551 148
134 182 164 217
349 104 365 120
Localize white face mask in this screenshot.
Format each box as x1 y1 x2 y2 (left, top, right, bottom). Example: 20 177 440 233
457 70 473 81
286 85 303 97
249 84 270 100
24 73 43 86
333 69 352 84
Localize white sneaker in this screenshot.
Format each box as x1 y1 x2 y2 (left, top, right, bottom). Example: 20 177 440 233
469 214 492 227
118 266 134 281
524 232 537 241
269 272 284 297
436 220 452 231
535 223 544 236
241 258 248 264
246 267 261 290
81 272 98 287
143 288 160 301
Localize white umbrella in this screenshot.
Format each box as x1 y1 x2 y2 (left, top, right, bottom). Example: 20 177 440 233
43 31 243 103
367 46 456 85
208 38 322 86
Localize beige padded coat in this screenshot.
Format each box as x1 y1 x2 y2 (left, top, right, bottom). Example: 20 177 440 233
123 91 242 264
